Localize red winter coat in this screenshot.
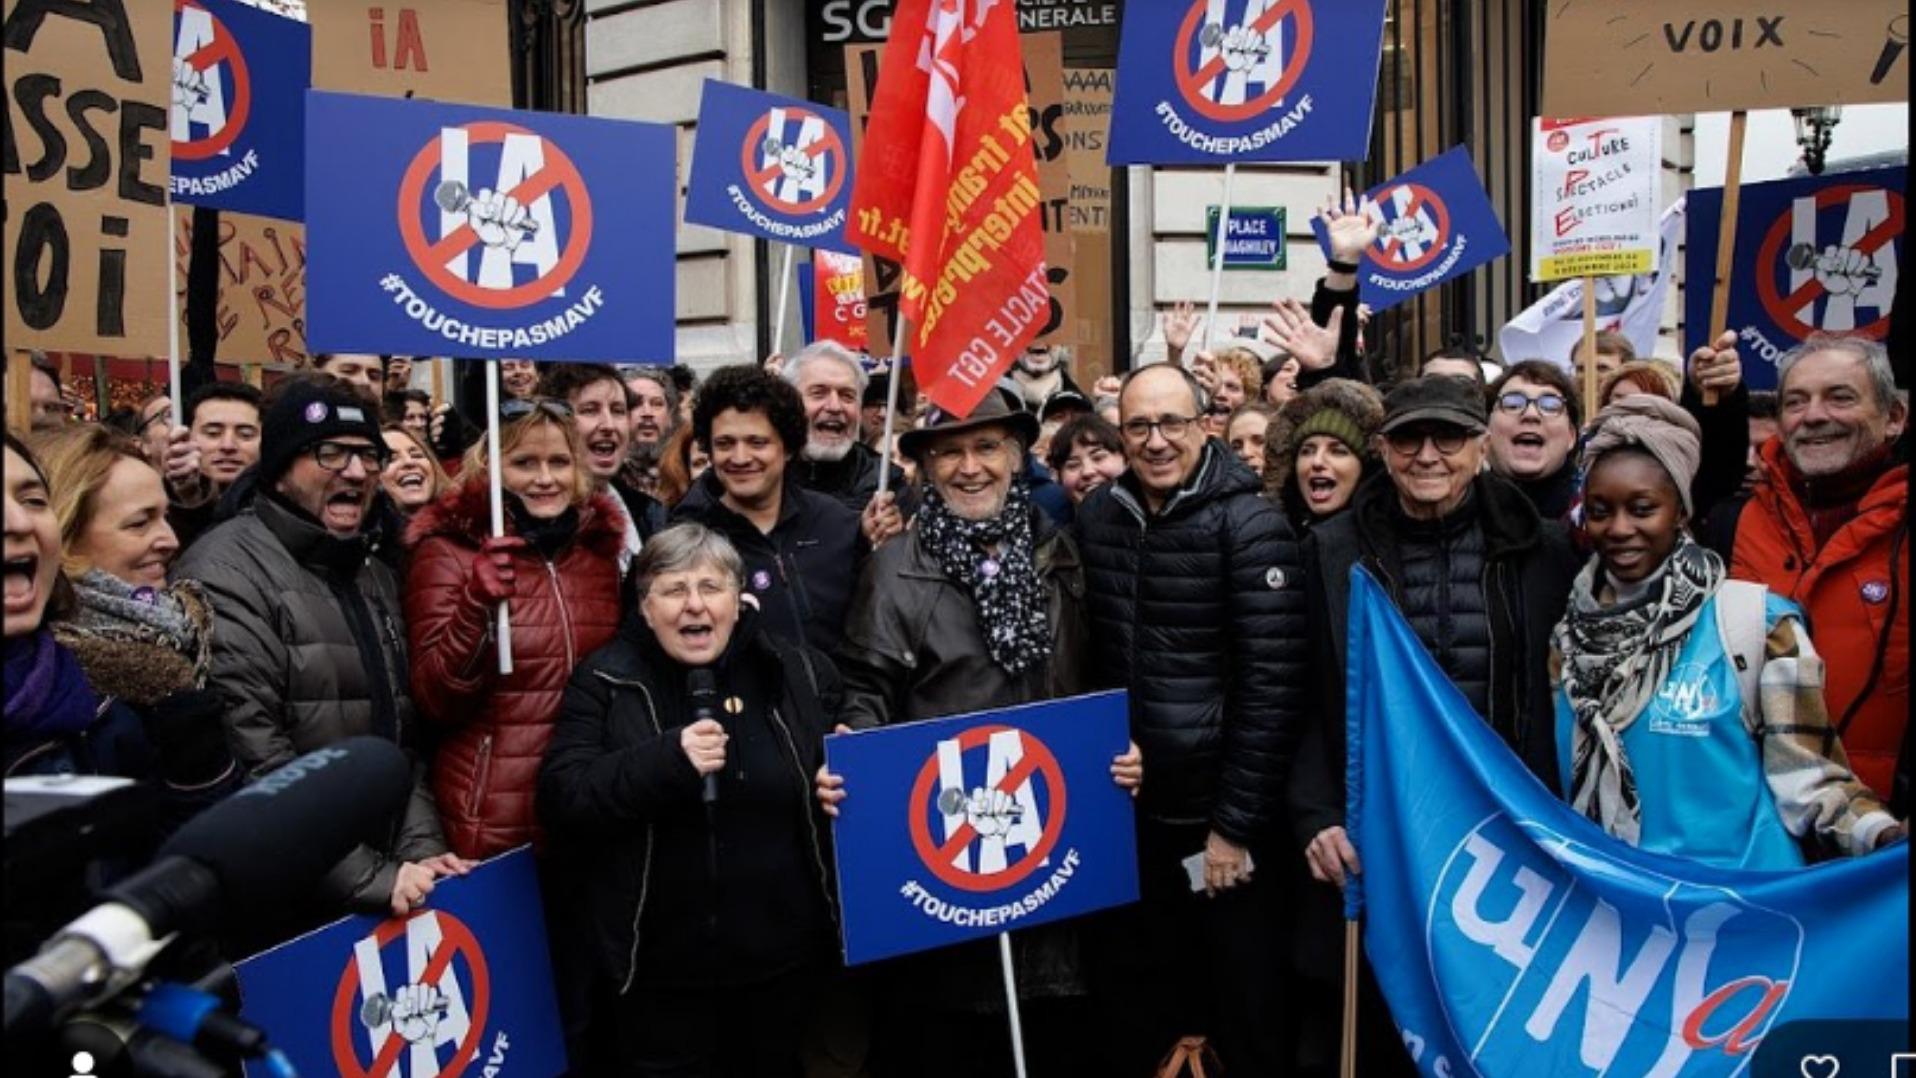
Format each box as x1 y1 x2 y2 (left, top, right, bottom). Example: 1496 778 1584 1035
1717 438 1908 800
404 483 624 858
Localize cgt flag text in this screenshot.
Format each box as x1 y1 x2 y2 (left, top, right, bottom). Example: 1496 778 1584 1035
1342 568 1909 1076
846 0 1047 418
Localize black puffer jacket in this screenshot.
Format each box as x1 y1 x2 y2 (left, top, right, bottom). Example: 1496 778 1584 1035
672 474 866 654
1074 440 1307 844
793 440 904 514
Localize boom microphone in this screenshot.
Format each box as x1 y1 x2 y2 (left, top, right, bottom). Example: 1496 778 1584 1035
433 181 541 235
1785 243 1884 284
4 738 411 1037
689 668 721 804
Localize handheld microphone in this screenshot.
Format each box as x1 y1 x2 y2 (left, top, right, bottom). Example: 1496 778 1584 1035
1871 16 1907 85
433 181 541 235
4 738 411 1037
1785 243 1884 284
688 669 721 804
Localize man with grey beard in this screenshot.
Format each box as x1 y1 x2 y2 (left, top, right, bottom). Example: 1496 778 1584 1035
1007 342 1085 416
783 341 903 514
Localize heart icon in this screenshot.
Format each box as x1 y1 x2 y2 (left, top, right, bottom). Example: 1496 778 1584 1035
1799 1055 1840 1078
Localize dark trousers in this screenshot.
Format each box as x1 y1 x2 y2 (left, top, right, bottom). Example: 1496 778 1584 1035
596 968 808 1078
1085 818 1292 1076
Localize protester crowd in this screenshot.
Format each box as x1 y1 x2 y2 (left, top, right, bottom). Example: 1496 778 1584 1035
6 194 1907 1077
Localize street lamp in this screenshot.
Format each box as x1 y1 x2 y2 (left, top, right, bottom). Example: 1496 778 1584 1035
1791 106 1843 176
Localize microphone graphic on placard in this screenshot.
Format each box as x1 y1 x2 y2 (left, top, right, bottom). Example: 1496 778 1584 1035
433 180 541 236
1872 15 1907 84
1786 243 1884 286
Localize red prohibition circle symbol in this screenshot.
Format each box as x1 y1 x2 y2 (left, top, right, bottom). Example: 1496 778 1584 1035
739 108 846 215
171 0 251 161
396 122 594 311
908 725 1068 894
330 910 492 1078
1371 182 1451 273
1755 184 1904 342
1173 0 1315 125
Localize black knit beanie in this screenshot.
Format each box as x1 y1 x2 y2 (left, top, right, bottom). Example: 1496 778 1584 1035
256 376 384 486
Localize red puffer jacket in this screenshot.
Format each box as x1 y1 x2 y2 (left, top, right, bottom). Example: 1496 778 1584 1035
404 483 625 858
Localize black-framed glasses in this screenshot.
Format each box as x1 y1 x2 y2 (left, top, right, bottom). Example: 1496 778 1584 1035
311 440 388 474
500 397 573 422
1120 415 1199 442
1384 427 1471 456
1495 391 1567 418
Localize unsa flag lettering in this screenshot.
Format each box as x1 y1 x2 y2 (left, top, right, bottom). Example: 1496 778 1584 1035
847 0 1048 418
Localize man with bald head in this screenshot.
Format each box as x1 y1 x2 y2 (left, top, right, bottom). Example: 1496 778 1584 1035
1073 362 1307 1074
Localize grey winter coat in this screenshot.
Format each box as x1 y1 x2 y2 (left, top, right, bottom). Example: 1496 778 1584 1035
175 492 446 911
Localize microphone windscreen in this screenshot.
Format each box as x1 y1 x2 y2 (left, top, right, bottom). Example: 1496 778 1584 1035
433 180 466 214
687 668 718 702
1785 243 1818 270
158 738 411 917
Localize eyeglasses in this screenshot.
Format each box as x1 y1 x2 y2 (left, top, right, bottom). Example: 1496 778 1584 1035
311 440 389 473
649 579 738 604
136 406 172 433
500 397 573 422
924 437 1010 467
1384 428 1472 456
1495 391 1568 418
1120 415 1199 443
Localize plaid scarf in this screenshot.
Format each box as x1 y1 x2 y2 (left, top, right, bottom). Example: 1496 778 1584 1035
1554 538 1723 844
914 482 1052 676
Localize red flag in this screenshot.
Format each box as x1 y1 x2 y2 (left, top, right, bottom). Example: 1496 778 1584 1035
847 0 1048 418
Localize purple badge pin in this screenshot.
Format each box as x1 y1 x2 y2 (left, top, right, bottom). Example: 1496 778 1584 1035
752 570 773 591
303 402 328 423
1861 580 1890 604
979 558 1001 579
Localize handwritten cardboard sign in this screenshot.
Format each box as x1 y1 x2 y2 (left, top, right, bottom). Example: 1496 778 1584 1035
310 0 511 106
1543 2 1911 117
174 207 308 365
3 0 173 355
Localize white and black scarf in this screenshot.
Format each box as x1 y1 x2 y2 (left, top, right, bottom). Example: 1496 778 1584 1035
1554 537 1724 844
915 483 1052 676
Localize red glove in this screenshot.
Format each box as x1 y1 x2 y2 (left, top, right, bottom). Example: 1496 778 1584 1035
466 536 527 605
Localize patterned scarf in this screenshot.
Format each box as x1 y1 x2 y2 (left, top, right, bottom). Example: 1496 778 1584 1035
914 482 1052 676
53 570 212 703
1554 537 1723 843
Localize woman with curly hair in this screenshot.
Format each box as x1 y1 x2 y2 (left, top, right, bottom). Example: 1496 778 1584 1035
1261 378 1385 531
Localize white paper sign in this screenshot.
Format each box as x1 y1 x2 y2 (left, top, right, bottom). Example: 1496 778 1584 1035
1530 116 1663 282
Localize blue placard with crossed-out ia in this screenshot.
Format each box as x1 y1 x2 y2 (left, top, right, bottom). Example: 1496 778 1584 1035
684 79 856 253
827 691 1139 966
1310 145 1510 314
169 0 310 220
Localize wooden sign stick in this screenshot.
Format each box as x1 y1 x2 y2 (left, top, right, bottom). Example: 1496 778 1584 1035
1704 110 1749 407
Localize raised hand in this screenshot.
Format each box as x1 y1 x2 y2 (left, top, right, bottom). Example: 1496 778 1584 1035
1163 301 1203 361
1318 183 1382 265
1262 297 1343 371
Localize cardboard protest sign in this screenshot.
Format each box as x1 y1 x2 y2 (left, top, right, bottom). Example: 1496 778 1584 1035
1025 33 1077 353
1500 199 1683 371
1106 0 1387 165
3 0 172 356
1685 168 1904 391
173 207 307 365
685 80 856 253
305 91 676 363
1530 117 1662 282
311 0 511 106
1063 66 1116 382
1312 147 1510 314
169 0 309 220
1543 2 1911 119
827 691 1138 966
234 849 565 1078
811 249 870 351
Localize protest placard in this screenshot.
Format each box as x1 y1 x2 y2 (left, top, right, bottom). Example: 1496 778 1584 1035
1685 167 1904 391
1208 206 1287 270
827 691 1138 966
304 91 677 363
811 249 869 351
1312 146 1510 313
1063 66 1115 381
1024 33 1078 353
310 0 511 106
234 849 566 1078
3 0 172 356
169 0 309 221
173 207 307 365
1530 117 1662 282
1499 200 1683 371
685 80 856 253
1542 2 1911 119
1105 0 1387 165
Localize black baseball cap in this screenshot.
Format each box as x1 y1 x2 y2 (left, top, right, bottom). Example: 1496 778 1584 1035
1379 375 1488 435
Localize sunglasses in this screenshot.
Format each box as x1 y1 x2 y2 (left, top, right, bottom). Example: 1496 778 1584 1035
1384 427 1472 456
500 397 573 422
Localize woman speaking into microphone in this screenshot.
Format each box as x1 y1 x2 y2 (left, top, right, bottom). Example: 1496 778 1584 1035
538 523 842 1076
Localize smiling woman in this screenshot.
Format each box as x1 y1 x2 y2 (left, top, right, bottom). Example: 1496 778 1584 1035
380 424 451 515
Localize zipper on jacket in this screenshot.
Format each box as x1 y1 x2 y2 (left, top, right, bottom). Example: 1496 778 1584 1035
543 560 577 668
594 669 663 996
467 734 494 818
769 705 839 922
